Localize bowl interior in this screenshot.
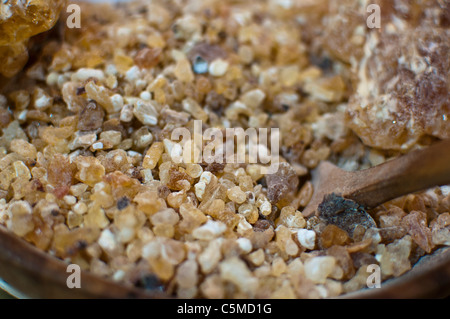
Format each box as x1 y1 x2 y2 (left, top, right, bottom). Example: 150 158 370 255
1 225 449 299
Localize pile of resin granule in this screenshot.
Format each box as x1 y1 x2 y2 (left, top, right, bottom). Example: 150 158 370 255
0 0 449 298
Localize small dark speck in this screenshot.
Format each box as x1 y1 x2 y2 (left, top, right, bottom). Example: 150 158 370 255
67 240 88 256
33 180 44 192
131 168 142 181
257 178 267 188
318 57 333 71
117 196 130 210
76 87 86 95
138 6 147 14
205 162 225 174
253 219 272 232
53 96 64 103
218 30 227 40
51 209 60 216
76 240 88 250
136 274 165 292
157 185 171 199
310 55 334 73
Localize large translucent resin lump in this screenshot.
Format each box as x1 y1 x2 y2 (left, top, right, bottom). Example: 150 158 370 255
345 1 450 150
0 0 65 77
300 0 449 150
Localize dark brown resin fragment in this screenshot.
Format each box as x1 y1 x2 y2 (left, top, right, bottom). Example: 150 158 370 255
136 273 165 292
265 162 299 205
77 101 105 131
204 162 225 174
318 193 376 237
0 107 11 128
350 251 379 269
117 196 130 210
167 166 194 191
253 219 273 232
134 47 162 69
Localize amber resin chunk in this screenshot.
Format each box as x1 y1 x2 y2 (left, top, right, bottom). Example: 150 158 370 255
300 0 449 150
345 1 450 150
0 0 65 77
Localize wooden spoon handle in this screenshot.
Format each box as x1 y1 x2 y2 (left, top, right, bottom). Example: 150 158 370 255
346 139 450 209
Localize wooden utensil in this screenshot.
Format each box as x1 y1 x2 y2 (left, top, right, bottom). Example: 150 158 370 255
302 139 450 217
